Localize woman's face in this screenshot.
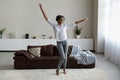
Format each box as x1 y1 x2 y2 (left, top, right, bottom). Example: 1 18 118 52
57 17 65 25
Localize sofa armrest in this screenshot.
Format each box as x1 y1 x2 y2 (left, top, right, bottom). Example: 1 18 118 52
13 55 27 60
14 50 31 60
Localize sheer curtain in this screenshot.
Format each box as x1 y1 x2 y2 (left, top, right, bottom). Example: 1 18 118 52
104 0 120 67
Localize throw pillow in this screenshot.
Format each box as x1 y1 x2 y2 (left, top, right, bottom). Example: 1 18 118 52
28 47 41 58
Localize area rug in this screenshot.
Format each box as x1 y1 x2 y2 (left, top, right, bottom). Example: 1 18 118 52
0 69 109 80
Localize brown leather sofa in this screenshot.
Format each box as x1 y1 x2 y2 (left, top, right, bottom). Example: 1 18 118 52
13 45 95 69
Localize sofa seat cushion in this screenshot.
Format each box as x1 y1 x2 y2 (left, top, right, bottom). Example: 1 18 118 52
29 56 75 62
67 57 76 61
29 56 60 60
26 56 60 69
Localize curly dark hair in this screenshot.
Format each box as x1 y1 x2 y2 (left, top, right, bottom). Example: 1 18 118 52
56 15 65 21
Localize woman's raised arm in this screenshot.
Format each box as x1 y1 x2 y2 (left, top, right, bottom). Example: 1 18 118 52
75 18 88 25
39 3 48 21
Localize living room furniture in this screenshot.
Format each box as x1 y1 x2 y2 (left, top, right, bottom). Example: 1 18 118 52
0 39 93 51
13 44 95 69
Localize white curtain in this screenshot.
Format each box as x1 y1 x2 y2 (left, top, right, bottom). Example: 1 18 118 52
104 0 120 67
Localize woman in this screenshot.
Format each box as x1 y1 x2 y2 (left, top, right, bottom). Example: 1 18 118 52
39 3 88 75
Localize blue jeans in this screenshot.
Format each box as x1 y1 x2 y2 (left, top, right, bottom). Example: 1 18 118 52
57 40 68 70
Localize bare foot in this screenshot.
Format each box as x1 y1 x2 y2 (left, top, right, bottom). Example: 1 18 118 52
63 69 67 74
64 71 67 74
56 69 59 75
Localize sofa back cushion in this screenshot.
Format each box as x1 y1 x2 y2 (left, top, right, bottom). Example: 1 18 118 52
53 46 59 56
53 45 73 56
28 44 54 57
27 45 72 57
67 46 73 56
41 45 54 56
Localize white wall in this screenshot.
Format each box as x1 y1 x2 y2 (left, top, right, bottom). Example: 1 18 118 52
0 0 93 39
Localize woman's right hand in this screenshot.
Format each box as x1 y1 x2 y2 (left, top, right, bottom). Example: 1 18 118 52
38 3 48 21
39 3 42 10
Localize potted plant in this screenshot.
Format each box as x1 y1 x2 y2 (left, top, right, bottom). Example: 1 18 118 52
75 26 83 39
0 28 6 39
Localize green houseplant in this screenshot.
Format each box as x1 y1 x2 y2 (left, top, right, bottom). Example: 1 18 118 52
75 26 83 38
0 28 6 38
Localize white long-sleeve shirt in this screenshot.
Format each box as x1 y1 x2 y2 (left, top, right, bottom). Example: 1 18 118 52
47 19 76 41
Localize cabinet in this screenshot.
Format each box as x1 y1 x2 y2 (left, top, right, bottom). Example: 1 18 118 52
0 39 93 51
